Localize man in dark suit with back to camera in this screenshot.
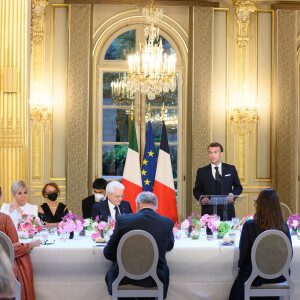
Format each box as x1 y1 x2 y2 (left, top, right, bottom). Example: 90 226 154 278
92 181 132 222
103 191 174 299
193 142 243 220
82 178 107 219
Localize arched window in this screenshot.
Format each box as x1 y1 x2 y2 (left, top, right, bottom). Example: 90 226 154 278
96 23 183 212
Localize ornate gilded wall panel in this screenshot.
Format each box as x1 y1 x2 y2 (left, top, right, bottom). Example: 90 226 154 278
0 0 29 203
67 5 91 216
191 7 214 216
30 0 49 206
276 10 297 213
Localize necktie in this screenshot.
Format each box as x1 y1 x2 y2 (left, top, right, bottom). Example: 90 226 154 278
114 206 120 219
215 167 220 182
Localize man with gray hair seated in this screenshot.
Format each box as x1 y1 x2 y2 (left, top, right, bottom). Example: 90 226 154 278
104 191 174 299
92 181 132 222
0 245 15 299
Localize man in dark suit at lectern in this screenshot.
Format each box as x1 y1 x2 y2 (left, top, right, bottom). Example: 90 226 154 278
193 142 243 220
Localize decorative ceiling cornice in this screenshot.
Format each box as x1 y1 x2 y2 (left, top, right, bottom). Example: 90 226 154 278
63 0 300 7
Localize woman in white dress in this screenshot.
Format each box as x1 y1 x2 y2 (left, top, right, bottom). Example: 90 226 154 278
0 180 38 228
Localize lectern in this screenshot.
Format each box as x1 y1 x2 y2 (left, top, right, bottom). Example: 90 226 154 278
198 195 243 221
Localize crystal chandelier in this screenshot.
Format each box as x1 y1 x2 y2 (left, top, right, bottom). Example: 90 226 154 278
229 84 259 134
30 82 52 123
147 103 178 132
111 73 135 105
127 0 177 100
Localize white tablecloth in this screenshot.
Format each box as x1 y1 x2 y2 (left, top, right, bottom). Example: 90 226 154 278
29 233 300 300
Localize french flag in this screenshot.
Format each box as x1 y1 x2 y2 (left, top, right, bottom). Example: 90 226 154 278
153 121 178 223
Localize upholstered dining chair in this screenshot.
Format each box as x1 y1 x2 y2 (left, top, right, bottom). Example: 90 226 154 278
244 229 294 300
112 229 164 300
0 231 21 300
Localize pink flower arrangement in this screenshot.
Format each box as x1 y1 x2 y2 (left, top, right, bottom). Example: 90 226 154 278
98 221 108 231
200 214 218 227
240 214 254 226
207 217 220 232
17 214 43 238
182 213 202 232
200 214 213 227
57 211 84 234
181 219 190 230
287 214 300 229
91 218 116 240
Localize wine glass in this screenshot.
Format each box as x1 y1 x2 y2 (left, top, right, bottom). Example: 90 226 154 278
232 218 239 230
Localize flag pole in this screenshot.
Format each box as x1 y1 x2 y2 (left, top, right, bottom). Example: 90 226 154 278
161 102 165 121
147 103 151 122
130 102 134 121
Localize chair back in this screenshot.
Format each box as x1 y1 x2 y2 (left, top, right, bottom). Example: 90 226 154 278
280 202 292 222
251 229 292 279
0 232 14 265
0 231 21 300
117 230 158 280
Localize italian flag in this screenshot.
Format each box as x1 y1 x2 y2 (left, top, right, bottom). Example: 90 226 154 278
122 120 143 213
153 121 178 223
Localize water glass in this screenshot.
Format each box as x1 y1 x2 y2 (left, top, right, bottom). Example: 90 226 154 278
175 230 182 240
63 233 69 242
41 229 48 242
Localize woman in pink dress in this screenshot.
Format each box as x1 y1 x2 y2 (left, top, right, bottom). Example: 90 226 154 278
0 186 40 300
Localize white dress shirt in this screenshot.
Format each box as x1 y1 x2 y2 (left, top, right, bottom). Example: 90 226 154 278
107 200 120 220
211 162 222 179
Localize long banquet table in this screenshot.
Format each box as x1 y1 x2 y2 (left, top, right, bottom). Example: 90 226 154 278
29 233 300 300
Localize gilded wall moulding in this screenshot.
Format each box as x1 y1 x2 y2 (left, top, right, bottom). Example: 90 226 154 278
233 0 256 47
31 0 48 44
32 127 41 179
0 120 23 148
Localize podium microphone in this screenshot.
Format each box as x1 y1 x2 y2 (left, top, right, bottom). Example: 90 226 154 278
219 174 227 220
218 174 223 195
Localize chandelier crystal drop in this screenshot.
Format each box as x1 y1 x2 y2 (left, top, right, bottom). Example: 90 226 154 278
127 0 177 100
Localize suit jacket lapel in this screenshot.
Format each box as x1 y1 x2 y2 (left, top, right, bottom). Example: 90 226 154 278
105 200 111 217
119 202 126 214
221 164 226 185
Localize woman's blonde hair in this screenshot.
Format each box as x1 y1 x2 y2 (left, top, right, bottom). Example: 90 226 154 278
11 180 28 195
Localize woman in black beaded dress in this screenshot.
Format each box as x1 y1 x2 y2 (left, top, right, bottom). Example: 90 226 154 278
38 182 68 228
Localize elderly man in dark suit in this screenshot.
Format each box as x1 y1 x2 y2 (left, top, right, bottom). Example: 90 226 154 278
193 142 243 220
82 178 107 219
92 181 132 222
103 191 174 299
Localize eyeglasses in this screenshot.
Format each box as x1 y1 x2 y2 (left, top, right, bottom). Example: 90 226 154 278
112 194 123 199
